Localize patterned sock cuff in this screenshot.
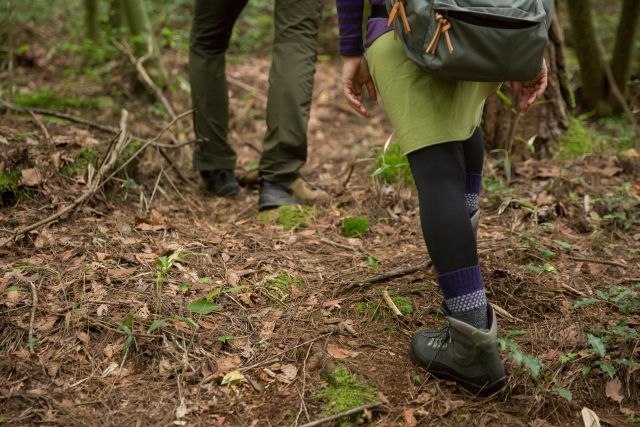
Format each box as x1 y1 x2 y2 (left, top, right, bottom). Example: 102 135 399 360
465 173 482 195
438 265 484 300
445 289 487 313
464 193 480 213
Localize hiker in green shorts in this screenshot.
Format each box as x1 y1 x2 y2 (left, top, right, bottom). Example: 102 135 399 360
337 0 548 395
189 0 324 211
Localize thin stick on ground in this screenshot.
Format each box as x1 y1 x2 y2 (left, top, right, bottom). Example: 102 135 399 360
28 281 38 354
299 401 383 427
293 344 313 426
342 260 432 293
0 110 131 249
382 289 402 317
27 109 52 144
568 256 627 269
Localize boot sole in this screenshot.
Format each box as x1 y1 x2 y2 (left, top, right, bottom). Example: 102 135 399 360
410 346 507 397
214 183 240 197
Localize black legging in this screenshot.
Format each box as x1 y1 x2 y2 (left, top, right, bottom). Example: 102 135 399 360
407 128 483 274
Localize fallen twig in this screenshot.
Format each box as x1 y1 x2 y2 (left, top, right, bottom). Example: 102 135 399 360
299 401 383 427
318 237 362 253
202 332 333 384
0 110 131 248
27 108 51 144
382 289 402 317
492 303 523 323
569 256 627 269
28 282 38 354
342 260 432 293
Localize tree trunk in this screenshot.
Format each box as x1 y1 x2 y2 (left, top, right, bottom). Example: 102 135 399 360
610 0 640 97
565 0 610 115
108 0 124 29
120 0 168 86
483 16 571 159
84 0 99 42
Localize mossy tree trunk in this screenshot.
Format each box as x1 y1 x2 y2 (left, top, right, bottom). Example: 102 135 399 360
483 16 572 158
84 0 100 41
120 0 168 86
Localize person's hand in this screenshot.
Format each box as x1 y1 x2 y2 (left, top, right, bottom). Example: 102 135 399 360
511 59 548 112
342 56 377 117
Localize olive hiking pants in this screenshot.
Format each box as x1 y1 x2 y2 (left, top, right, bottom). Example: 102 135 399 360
189 0 323 182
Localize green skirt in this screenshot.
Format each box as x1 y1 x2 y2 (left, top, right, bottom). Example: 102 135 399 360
366 32 499 155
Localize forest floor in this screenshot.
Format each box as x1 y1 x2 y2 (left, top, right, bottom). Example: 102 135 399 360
1 49 640 427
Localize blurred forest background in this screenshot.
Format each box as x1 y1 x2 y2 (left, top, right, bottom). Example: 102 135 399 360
0 1 639 426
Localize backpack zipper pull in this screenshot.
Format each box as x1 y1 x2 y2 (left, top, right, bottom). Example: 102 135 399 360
425 12 454 55
387 0 411 33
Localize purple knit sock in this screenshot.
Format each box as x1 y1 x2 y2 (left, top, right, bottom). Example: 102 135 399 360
465 173 482 215
438 265 488 329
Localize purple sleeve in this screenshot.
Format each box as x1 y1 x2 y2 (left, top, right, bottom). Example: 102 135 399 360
337 0 365 56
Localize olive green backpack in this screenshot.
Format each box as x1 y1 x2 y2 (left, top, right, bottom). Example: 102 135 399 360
384 0 554 82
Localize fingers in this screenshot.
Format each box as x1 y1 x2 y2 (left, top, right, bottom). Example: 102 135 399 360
365 79 377 103
344 84 369 117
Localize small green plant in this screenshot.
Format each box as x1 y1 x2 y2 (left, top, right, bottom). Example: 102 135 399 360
189 288 222 315
120 314 135 355
0 168 30 205
264 271 301 301
555 114 595 159
258 205 315 231
61 147 99 177
148 316 198 333
317 365 378 420
13 87 96 110
372 143 413 186
391 295 414 315
340 216 370 238
364 255 380 270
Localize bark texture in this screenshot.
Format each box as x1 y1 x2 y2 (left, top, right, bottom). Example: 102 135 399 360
483 16 571 158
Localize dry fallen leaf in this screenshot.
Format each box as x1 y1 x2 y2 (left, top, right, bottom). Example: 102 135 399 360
403 408 418 427
20 168 43 187
326 343 361 359
605 378 624 403
581 407 602 427
275 364 298 384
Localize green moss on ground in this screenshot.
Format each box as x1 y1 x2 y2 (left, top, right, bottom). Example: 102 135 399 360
257 205 315 231
340 216 370 238
61 147 99 177
372 143 414 186
317 365 378 422
391 295 414 315
265 271 301 300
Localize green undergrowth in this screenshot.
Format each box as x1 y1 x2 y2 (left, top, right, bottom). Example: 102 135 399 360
372 143 413 186
257 205 315 231
355 293 414 318
0 168 31 206
13 87 97 110
340 216 370 238
555 114 634 159
61 147 99 177
264 271 301 301
317 365 378 423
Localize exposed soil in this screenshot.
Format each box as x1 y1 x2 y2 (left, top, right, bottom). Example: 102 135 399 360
1 49 639 426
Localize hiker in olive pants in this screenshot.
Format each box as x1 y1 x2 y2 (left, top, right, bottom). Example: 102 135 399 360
189 0 324 210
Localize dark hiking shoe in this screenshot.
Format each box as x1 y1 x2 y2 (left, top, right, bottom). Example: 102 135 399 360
410 304 506 396
470 209 480 235
201 170 240 197
258 180 299 211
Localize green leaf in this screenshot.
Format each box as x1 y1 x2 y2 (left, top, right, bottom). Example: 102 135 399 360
120 314 135 353
537 247 557 259
148 318 170 333
505 330 527 337
221 370 244 385
599 361 616 378
527 264 543 273
495 89 513 106
552 387 573 403
616 358 640 370
205 288 221 301
218 335 233 343
522 354 544 378
177 317 199 329
543 263 557 273
188 299 221 315
582 365 592 377
573 298 600 309
197 277 213 285
225 285 247 294
552 240 573 251
560 352 579 364
587 334 606 357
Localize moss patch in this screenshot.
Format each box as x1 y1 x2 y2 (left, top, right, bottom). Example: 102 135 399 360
317 365 378 421
339 216 370 238
257 205 315 231
0 168 30 206
13 87 96 110
391 295 414 315
61 147 99 177
265 271 301 301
